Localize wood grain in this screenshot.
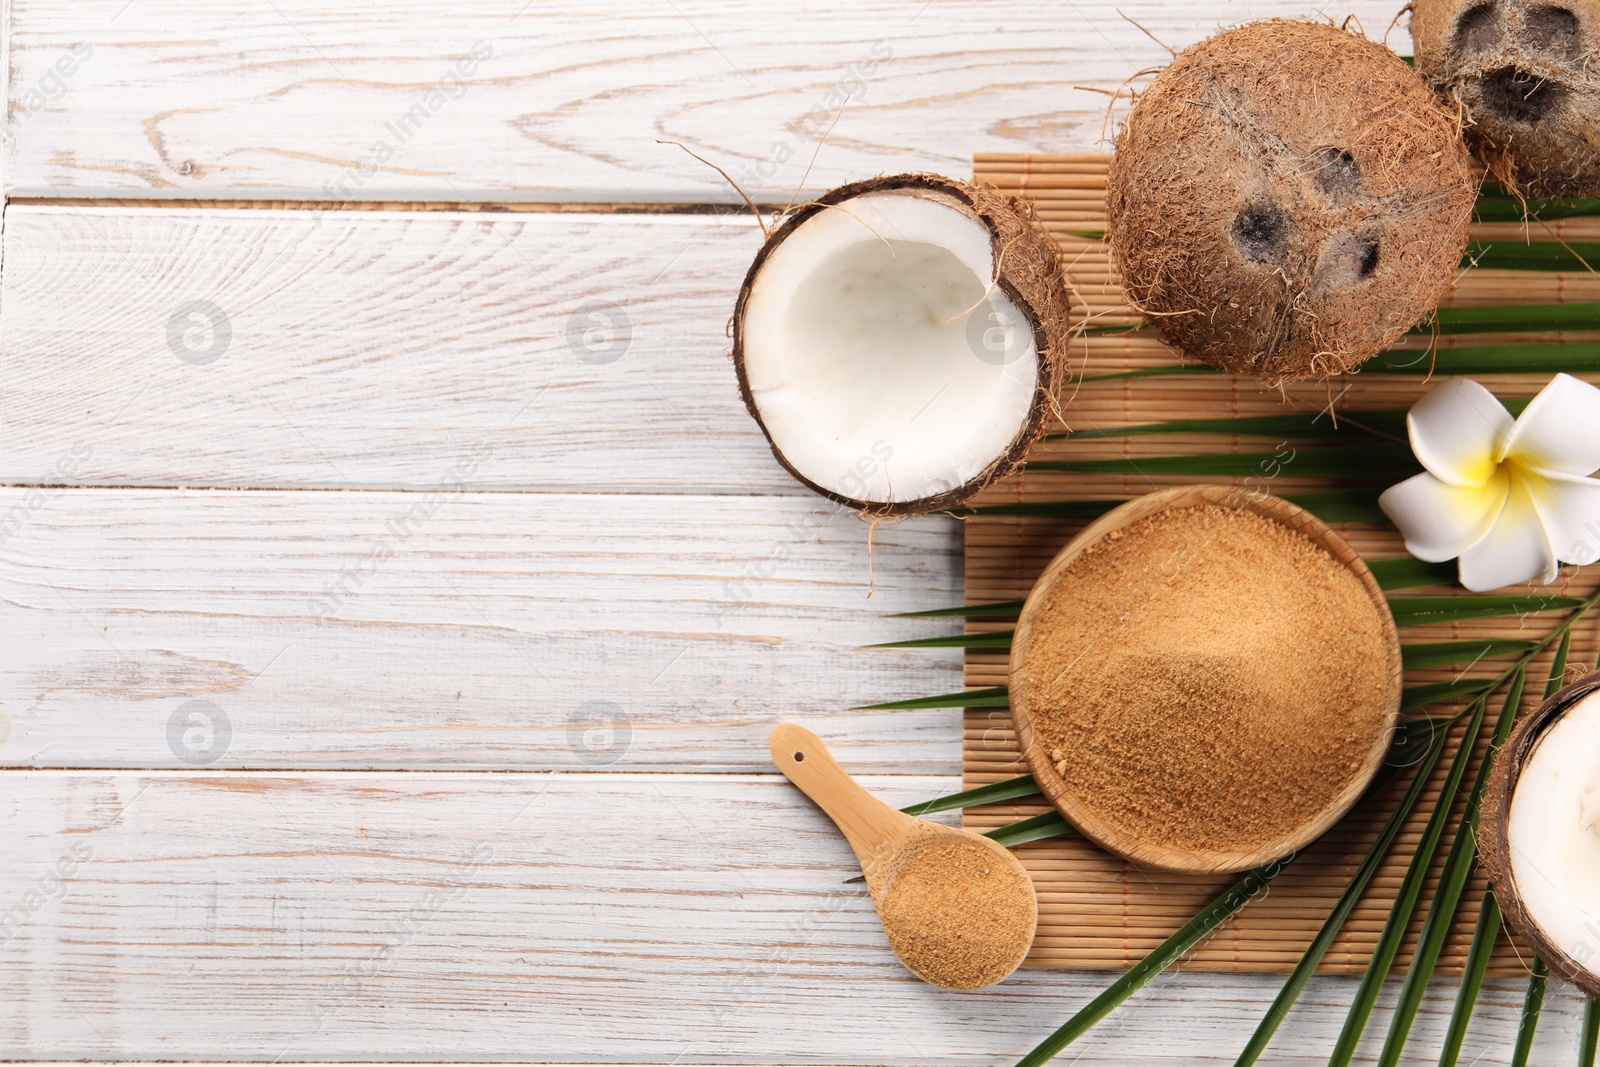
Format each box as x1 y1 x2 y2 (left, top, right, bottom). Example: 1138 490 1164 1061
5 1 1413 201
0 770 1587 1063
0 207 798 493
0 488 960 771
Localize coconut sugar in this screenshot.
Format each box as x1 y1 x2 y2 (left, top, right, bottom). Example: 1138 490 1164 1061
1020 504 1393 857
877 837 1036 989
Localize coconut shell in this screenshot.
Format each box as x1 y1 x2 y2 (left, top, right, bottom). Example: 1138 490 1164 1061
1481 669 1600 998
1412 0 1600 201
731 173 1072 517
1106 19 1476 384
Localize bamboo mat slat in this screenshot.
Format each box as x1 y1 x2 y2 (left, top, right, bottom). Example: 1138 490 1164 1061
968 152 1600 977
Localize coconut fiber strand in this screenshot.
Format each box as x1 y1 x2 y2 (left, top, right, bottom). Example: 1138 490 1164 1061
965 151 1600 976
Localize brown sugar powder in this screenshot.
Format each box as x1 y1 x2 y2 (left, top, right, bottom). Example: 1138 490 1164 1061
876 836 1037 989
1018 503 1394 858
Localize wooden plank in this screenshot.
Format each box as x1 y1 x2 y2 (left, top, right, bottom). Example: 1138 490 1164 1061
0 207 803 492
0 771 1585 1063
5 1 1411 201
0 488 961 771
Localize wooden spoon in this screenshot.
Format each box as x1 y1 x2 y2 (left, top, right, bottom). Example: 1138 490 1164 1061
769 723 1037 989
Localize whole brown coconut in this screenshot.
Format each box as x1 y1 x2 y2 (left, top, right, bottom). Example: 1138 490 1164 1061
1106 20 1476 383
1412 0 1600 200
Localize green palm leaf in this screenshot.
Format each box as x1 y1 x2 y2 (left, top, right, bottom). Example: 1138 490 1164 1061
1425 303 1600 333
1475 193 1600 222
1512 958 1550 1067
957 491 1390 526
1389 594 1583 626
947 499 1118 519
1467 240 1600 270
1028 444 1417 479
1233 719 1450 1065
1401 638 1535 670
901 774 1040 816
1367 557 1457 591
987 811 1073 847
1058 397 1535 441
1438 892 1503 1067
1377 665 1536 1065
1075 363 1212 383
1062 410 1404 441
1401 678 1496 709
855 686 1009 710
892 601 1024 619
1014 858 1296 1067
1075 338 1600 382
1369 343 1600 375
866 631 1014 650
1328 688 1495 1067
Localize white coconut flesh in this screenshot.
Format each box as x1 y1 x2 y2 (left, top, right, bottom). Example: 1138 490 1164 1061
1507 689 1600 977
740 193 1040 505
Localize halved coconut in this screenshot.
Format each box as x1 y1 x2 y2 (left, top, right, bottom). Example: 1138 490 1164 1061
1482 671 1600 997
733 174 1071 516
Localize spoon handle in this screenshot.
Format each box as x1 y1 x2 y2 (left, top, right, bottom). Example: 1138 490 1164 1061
769 723 909 872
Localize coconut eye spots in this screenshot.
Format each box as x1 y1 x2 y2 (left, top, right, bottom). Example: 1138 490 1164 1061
1355 237 1379 278
1230 203 1289 264
1524 5 1582 58
1316 232 1382 290
1455 2 1502 50
1312 148 1362 195
1481 65 1567 121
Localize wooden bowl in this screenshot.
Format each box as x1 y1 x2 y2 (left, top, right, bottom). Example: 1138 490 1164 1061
1481 671 1600 998
1008 484 1403 874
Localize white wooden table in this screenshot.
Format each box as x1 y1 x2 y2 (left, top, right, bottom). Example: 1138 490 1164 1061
0 2 1585 1062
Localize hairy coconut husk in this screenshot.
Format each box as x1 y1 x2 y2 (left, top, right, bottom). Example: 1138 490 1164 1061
731 173 1072 517
1106 19 1476 384
1412 0 1600 201
1481 670 1600 998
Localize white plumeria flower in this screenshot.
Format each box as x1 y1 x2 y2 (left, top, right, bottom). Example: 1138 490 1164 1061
1379 374 1600 592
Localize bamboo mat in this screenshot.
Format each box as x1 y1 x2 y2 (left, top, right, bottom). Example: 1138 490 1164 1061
968 152 1600 976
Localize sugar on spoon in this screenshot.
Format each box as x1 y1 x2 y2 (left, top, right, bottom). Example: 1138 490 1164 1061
769 723 1038 989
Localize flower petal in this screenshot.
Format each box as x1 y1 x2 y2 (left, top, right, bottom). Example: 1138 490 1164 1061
1502 373 1600 476
1379 471 1509 562
1406 378 1514 487
1457 476 1558 591
1527 468 1600 565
